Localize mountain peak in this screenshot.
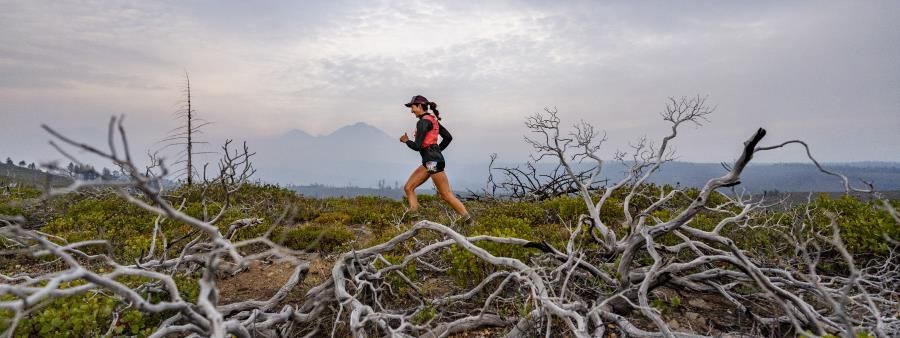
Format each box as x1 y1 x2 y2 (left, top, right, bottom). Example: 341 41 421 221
275 128 313 141
328 122 389 138
272 122 392 142
285 128 312 137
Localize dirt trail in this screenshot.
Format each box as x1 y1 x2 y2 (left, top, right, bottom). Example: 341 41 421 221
218 255 332 305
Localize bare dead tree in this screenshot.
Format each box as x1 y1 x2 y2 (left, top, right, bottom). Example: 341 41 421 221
154 73 214 186
467 151 608 201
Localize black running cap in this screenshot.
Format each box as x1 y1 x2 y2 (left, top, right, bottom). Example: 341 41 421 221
404 95 429 107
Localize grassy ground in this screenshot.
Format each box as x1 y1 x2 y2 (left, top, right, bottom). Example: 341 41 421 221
1 182 896 337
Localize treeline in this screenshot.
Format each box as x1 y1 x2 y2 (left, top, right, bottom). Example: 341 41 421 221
3 157 124 181
3 157 37 170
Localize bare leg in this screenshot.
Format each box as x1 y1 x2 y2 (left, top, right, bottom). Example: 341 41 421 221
404 165 431 212
430 171 468 216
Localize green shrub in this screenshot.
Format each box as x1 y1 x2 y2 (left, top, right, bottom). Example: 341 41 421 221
313 212 351 224
43 195 156 261
0 273 200 337
18 293 119 337
811 194 899 255
445 246 482 286
481 200 547 225
373 253 419 294
277 224 354 253
319 196 404 226
412 305 436 324
446 215 543 286
1 291 156 337
540 196 588 223
531 223 574 250
727 224 783 258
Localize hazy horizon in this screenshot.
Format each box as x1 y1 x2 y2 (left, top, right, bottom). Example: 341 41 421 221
3 119 900 184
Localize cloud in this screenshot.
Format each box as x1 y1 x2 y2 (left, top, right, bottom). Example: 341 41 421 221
1 0 898 176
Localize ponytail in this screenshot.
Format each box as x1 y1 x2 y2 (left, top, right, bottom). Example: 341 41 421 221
428 102 441 120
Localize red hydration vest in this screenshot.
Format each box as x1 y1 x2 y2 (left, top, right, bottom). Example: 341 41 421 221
414 114 440 148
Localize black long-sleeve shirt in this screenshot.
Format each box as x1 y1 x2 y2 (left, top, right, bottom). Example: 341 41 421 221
405 116 452 151
405 115 451 163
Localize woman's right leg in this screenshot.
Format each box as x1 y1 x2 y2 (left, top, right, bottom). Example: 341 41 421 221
403 165 431 212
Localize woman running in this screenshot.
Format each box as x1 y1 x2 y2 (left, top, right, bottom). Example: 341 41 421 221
399 95 474 225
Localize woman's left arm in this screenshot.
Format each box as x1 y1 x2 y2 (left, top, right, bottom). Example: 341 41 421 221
438 124 452 150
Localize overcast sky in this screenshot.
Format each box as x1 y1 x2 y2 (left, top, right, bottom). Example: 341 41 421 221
2 0 898 170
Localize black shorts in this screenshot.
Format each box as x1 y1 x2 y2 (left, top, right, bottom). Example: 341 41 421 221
422 160 445 174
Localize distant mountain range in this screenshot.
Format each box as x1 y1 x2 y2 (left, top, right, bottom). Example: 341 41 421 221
249 122 415 187
8 122 892 195
4 126 900 198
629 162 900 192
245 122 900 193
6 124 896 198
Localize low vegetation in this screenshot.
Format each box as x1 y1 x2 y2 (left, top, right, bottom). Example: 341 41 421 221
1 181 896 337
